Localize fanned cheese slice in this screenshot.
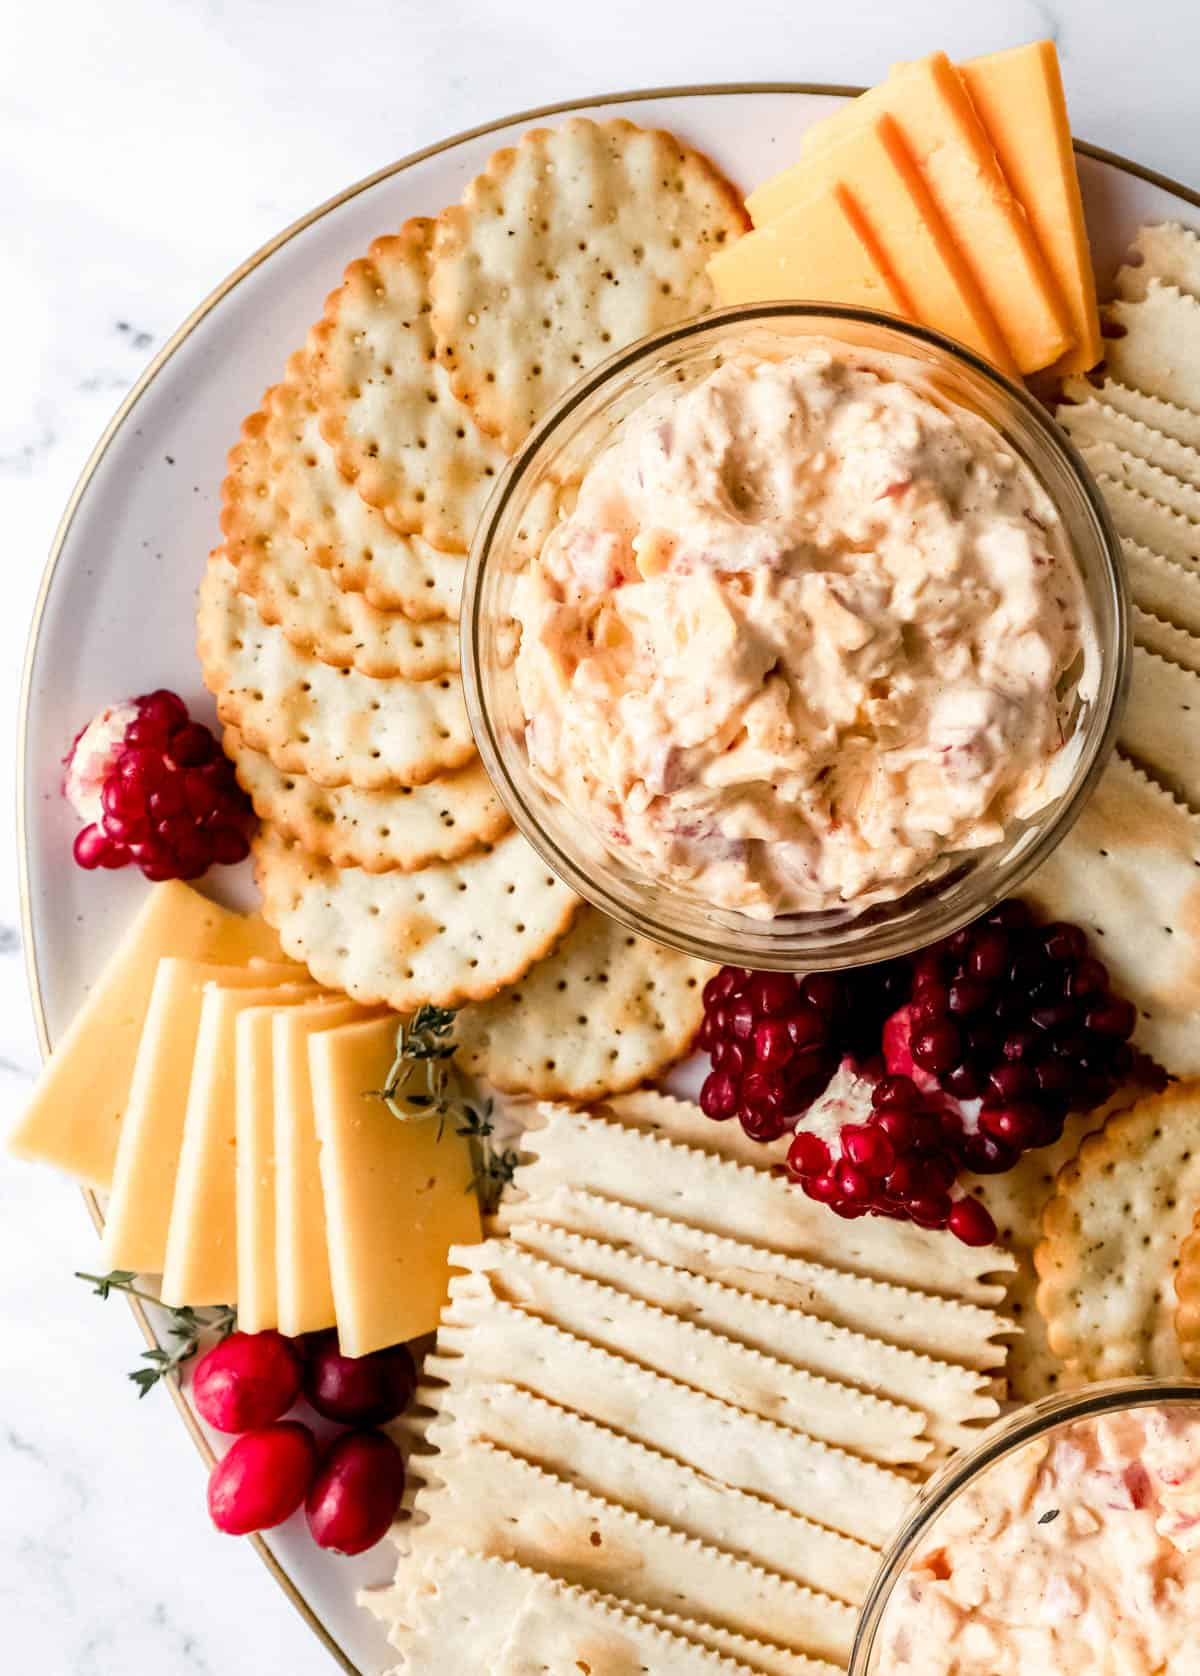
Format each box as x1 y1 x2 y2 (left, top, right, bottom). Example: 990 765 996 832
7 883 290 1189
407 1379 879 1605
451 1249 928 1463
958 41 1100 372
273 997 373 1335
308 1013 480 1355
401 1438 856 1665
160 980 320 1305
755 52 1072 371
429 1288 913 1545
102 960 308 1275
517 1104 1014 1303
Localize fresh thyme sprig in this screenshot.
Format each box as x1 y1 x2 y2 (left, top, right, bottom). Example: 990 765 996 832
76 1270 236 1398
372 1009 517 1212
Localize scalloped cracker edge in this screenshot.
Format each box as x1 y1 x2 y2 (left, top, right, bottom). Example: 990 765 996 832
1058 395 1200 491
1103 281 1200 416
1121 643 1200 813
197 555 473 789
1117 223 1200 306
454 909 709 1099
252 824 579 1010
1062 375 1200 455
430 118 748 450
1035 1080 1200 1378
224 726 509 873
1097 473 1200 568
1123 539 1200 639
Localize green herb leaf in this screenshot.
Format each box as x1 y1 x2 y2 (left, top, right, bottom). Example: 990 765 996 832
77 1270 237 1397
371 1014 518 1213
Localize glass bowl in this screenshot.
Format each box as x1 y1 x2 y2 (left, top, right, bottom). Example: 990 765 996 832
462 304 1128 971
850 1377 1200 1674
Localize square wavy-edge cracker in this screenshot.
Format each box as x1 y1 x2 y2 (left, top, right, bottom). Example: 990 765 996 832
1063 375 1200 454
1022 751 1200 1075
517 1104 1013 1305
497 1220 997 1452
1078 437 1200 524
1124 540 1200 638
363 1549 820 1676
1116 223 1200 304
1120 643 1200 812
1097 473 1200 569
453 908 710 1100
1035 1083 1200 1379
252 825 579 1011
494 1181 1009 1370
403 1379 878 1605
398 1437 856 1665
1133 604 1200 673
426 1290 913 1546
448 1253 928 1464
1104 281 1200 412
1058 397 1200 489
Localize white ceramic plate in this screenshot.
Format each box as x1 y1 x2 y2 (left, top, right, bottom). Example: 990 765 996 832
19 85 1200 1675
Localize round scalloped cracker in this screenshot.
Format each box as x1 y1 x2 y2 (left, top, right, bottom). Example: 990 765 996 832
263 351 468 618
221 401 458 678
310 218 508 552
454 907 709 1100
430 117 749 452
197 554 472 790
252 823 580 1011
224 725 509 873
1035 1081 1200 1380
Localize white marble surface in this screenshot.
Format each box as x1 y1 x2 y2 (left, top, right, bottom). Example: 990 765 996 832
3 1 1199 1670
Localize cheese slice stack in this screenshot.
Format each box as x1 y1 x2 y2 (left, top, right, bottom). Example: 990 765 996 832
711 44 1100 377
8 881 480 1356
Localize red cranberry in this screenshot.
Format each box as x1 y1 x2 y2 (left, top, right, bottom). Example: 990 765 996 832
192 1330 303 1433
302 1333 416 1426
207 1422 317 1535
306 1430 406 1555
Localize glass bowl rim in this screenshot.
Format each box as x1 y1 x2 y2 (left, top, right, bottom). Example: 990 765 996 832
849 1374 1200 1672
462 300 1130 970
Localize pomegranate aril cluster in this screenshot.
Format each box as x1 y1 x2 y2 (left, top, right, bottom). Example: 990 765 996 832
894 900 1136 1176
698 969 843 1142
73 690 254 882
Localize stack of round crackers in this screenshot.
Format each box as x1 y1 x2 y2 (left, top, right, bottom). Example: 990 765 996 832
199 118 746 1094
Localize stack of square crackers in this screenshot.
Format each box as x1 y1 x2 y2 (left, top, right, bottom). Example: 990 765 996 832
368 1092 1014 1675
197 118 751 1098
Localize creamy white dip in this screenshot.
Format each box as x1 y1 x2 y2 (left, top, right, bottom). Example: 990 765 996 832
878 1406 1200 1675
512 347 1091 918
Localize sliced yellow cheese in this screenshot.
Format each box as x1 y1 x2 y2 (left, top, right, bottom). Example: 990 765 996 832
7 883 290 1189
309 1014 481 1357
707 183 912 316
959 41 1101 373
272 998 375 1337
753 52 1073 373
160 981 320 1308
102 958 304 1274
743 111 1013 373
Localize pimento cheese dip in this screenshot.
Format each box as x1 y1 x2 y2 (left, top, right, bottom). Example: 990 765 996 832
877 1406 1200 1675
512 347 1091 917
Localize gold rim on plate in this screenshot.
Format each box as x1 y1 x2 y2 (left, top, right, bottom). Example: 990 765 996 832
14 82 1200 1674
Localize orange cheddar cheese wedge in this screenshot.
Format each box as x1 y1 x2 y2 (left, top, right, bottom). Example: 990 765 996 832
959 42 1101 373
746 111 1014 373
751 53 1074 374
707 183 912 318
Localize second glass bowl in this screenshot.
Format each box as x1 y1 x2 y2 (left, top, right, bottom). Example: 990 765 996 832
462 304 1128 971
